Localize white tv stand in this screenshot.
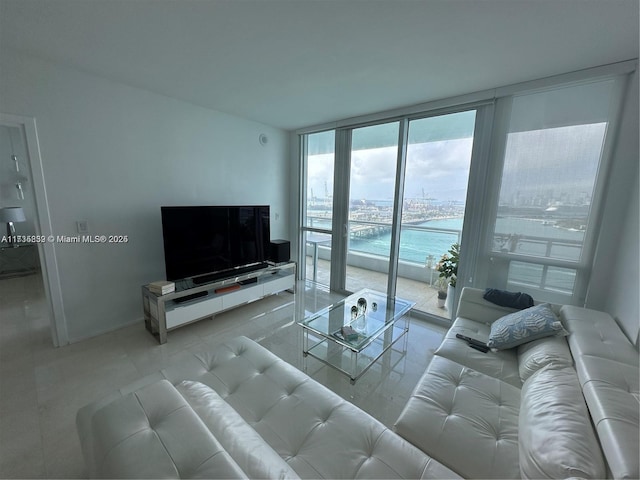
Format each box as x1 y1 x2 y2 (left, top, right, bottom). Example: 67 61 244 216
142 262 295 344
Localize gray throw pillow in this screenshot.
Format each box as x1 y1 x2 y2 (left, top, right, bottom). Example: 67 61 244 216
488 303 566 350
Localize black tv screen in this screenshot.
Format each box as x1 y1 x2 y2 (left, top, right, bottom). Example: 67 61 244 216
161 205 270 282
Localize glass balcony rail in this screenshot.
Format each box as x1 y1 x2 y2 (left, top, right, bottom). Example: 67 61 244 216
492 233 583 262
305 216 582 295
305 211 332 229
506 261 576 294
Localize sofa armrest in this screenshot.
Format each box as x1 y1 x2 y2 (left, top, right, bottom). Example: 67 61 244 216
562 306 640 479
77 380 248 479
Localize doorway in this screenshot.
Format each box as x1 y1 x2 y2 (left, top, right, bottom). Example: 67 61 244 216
0 114 66 347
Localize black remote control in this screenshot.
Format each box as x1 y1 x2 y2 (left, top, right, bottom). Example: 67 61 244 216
468 342 490 353
455 333 488 348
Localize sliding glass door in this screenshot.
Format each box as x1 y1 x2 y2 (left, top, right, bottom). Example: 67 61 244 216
300 110 477 319
398 111 475 316
345 122 399 294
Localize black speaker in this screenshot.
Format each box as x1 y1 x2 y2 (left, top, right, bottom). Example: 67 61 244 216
270 239 290 263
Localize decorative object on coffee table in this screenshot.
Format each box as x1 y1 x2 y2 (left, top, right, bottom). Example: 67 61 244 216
357 297 367 315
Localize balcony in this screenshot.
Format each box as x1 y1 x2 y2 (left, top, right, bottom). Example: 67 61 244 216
304 256 451 318
303 217 584 314
304 219 461 319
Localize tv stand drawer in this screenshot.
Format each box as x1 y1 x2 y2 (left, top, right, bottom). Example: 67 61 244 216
222 286 259 309
166 296 223 329
263 274 294 295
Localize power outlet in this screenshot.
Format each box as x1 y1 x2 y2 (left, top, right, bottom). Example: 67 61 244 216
76 220 89 233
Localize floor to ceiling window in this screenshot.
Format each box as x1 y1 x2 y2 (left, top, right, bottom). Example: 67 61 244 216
300 111 477 319
299 68 630 318
345 122 399 294
398 111 475 314
302 130 334 286
473 78 624 305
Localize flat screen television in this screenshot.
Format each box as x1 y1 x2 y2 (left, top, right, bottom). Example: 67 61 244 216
161 205 270 284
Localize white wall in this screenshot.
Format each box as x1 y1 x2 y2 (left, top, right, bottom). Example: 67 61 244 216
587 69 639 344
603 174 639 344
0 49 290 343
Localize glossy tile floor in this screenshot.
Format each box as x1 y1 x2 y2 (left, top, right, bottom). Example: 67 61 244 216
0 273 446 478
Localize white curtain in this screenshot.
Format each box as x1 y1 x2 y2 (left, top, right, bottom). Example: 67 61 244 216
470 77 624 305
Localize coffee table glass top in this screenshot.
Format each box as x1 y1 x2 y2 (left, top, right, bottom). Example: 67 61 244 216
299 289 415 351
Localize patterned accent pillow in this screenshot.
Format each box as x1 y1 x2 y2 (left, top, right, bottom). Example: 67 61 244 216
488 303 566 350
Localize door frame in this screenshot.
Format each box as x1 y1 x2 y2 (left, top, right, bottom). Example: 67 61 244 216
298 107 485 318
1 113 67 346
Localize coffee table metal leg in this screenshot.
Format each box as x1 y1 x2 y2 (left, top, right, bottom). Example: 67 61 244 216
302 328 309 374
350 350 357 385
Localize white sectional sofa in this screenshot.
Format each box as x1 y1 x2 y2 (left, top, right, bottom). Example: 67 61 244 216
394 287 639 479
76 336 458 479
77 287 639 478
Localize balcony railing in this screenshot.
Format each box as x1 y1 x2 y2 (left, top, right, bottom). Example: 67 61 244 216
305 214 584 297
490 233 583 295
492 233 582 261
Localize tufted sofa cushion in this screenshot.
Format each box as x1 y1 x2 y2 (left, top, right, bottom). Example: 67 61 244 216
394 355 521 479
84 379 248 479
435 317 521 387
561 306 639 365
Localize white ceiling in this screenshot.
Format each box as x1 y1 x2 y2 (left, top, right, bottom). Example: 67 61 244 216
1 0 638 130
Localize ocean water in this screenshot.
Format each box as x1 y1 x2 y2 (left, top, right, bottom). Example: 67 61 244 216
351 217 462 264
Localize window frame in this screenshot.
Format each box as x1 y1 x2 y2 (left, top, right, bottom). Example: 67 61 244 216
296 60 636 308
469 76 631 305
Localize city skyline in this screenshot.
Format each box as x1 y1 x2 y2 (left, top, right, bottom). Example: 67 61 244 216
309 122 606 209
308 137 474 204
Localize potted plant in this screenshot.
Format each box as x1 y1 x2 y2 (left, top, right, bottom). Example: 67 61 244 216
435 277 448 308
436 243 459 287
436 243 460 310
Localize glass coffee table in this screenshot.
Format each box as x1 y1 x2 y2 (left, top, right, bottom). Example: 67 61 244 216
298 289 415 384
